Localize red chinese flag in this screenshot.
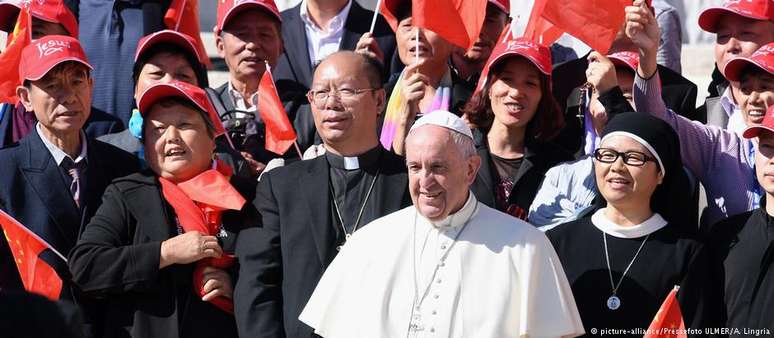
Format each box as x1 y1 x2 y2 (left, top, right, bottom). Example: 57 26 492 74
164 0 211 68
644 286 687 338
526 0 628 54
0 6 31 104
412 0 486 49
523 0 563 47
0 209 63 301
258 66 297 155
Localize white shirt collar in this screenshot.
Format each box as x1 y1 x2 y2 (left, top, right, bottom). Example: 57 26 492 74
36 122 88 166
227 81 258 112
421 192 478 229
299 0 352 33
719 86 739 118
591 208 667 239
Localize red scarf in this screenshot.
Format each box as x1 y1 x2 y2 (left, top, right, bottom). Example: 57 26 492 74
158 160 245 314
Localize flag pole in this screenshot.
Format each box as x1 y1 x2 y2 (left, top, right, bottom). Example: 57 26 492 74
369 0 383 33
174 0 186 31
414 29 419 65
293 141 303 159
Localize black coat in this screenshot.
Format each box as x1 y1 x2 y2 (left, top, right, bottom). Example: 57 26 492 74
470 129 573 221
551 55 698 120
707 209 774 334
234 150 412 338
68 171 259 338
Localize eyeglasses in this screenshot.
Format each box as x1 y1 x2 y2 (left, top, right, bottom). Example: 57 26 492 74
593 148 656 167
306 88 378 106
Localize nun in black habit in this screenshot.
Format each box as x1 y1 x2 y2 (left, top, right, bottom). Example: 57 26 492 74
546 113 720 336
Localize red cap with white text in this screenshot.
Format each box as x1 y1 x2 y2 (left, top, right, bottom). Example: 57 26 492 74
19 35 92 81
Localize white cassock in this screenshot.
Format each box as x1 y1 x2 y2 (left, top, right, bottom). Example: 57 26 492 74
300 193 584 338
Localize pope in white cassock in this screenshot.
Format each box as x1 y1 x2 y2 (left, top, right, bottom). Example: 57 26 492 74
300 110 585 338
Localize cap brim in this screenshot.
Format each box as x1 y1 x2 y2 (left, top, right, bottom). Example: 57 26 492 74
24 58 93 81
219 2 281 30
698 7 770 33
609 57 637 72
135 30 203 63
723 57 769 82
743 125 774 139
488 51 551 75
138 84 208 117
0 3 20 32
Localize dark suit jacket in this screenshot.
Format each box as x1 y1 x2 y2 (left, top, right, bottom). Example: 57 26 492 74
0 103 125 148
0 131 138 292
68 171 259 338
274 1 398 91
470 129 573 221
551 55 698 120
235 149 412 338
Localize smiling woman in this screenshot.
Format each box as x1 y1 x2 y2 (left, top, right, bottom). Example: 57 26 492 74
463 36 571 221
546 113 719 335
68 80 260 338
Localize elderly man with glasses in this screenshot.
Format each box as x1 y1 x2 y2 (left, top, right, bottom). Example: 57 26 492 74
234 51 412 338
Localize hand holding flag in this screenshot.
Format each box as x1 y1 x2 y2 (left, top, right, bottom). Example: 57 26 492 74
624 0 659 78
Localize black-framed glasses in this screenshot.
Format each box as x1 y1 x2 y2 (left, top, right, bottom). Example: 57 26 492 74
593 148 656 167
306 88 378 106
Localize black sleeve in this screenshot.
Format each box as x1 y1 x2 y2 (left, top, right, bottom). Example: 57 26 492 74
597 86 635 117
234 174 286 338
68 184 162 296
678 243 726 336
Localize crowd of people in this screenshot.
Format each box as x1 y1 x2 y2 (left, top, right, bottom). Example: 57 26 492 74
0 0 772 337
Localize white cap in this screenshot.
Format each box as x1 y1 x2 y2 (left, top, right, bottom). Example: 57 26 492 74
409 110 474 140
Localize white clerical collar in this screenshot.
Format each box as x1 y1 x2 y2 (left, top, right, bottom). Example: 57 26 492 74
591 208 667 239
36 122 88 166
425 192 478 229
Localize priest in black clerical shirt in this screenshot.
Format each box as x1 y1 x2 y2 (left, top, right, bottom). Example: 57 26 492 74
234 51 412 338
708 104 774 335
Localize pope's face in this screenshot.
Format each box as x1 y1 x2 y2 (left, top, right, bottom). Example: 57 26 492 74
405 126 480 222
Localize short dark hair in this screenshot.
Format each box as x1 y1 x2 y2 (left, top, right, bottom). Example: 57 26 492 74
461 56 564 142
312 51 384 88
141 97 216 140
131 42 209 89
394 1 412 22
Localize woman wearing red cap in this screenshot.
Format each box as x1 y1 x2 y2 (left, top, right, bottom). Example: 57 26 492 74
462 36 571 221
69 81 258 338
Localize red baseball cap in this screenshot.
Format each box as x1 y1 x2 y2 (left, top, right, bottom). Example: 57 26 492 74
137 80 226 137
698 0 773 33
216 0 281 31
608 51 640 72
723 42 774 81
488 0 509 14
135 29 206 65
485 37 552 75
19 35 92 81
743 105 774 138
0 0 78 38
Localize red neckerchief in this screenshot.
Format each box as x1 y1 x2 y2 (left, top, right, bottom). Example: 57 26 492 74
158 160 245 314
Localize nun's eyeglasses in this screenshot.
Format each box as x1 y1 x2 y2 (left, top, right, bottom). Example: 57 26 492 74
593 148 656 167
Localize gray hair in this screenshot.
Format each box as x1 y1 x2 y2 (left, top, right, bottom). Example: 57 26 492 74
450 130 477 159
